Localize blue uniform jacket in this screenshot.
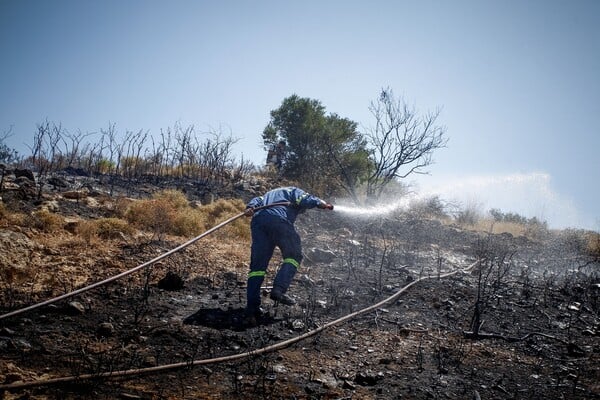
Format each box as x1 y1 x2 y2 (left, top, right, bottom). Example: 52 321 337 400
246 187 324 224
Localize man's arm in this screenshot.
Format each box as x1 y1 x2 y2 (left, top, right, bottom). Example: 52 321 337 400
245 196 264 216
293 189 333 210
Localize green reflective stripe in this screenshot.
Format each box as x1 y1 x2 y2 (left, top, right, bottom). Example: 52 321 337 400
248 271 266 278
283 258 300 269
296 193 308 205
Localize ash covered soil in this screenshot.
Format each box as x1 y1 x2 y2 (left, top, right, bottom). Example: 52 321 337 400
0 177 599 399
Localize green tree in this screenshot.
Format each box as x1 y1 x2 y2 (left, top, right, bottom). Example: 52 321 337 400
0 127 19 165
263 95 370 199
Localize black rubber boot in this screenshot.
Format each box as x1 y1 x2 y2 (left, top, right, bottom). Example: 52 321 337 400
271 263 297 306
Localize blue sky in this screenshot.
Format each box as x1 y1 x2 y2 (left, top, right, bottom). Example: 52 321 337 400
1 0 598 230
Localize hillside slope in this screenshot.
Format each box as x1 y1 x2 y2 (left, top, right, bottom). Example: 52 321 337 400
0 174 598 399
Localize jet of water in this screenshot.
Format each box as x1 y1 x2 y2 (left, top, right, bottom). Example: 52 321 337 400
333 196 418 217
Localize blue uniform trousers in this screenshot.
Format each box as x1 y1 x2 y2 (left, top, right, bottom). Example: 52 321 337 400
247 213 303 312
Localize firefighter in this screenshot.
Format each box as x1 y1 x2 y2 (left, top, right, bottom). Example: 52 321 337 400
244 187 333 320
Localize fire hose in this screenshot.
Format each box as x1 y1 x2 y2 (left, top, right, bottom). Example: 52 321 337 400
0 259 480 391
0 201 291 322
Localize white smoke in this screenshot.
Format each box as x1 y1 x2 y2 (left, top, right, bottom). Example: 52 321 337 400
414 172 587 229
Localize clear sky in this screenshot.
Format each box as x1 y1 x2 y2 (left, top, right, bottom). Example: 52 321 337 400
1 0 598 230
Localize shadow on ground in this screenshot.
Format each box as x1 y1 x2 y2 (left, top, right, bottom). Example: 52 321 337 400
183 307 280 331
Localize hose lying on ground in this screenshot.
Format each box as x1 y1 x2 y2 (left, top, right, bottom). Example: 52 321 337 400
0 259 480 391
0 202 291 321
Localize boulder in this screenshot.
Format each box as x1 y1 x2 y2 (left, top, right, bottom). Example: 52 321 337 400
305 247 336 264
14 168 35 182
97 322 115 337
157 271 184 291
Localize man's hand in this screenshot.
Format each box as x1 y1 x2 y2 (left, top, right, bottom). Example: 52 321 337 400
244 208 255 217
318 202 334 210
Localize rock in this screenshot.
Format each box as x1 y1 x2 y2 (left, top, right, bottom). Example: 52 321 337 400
47 176 69 188
63 166 89 176
65 301 86 315
142 355 157 366
299 274 315 287
292 320 305 331
14 168 35 182
157 271 184 291
223 271 238 282
442 299 455 310
567 342 585 357
41 200 60 212
343 380 357 390
64 218 82 234
97 322 115 337
63 190 88 200
272 364 287 373
5 372 23 384
119 393 143 400
265 373 277 382
317 374 338 389
235 181 251 191
0 230 35 271
11 339 32 351
305 248 336 264
0 327 16 336
354 370 383 386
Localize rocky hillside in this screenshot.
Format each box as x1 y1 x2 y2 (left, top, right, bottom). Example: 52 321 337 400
0 170 598 399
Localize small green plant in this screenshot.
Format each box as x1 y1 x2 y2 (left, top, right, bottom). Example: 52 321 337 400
95 158 115 174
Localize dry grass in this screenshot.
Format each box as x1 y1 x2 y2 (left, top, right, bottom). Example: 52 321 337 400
1 212 27 228
123 190 249 240
199 198 249 240
152 189 189 210
25 209 64 233
126 194 179 239
458 218 548 240
77 217 135 244
587 232 600 258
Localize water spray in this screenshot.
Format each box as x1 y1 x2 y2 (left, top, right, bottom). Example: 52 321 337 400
333 196 419 217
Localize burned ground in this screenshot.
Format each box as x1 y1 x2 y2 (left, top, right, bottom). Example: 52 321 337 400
0 176 599 399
